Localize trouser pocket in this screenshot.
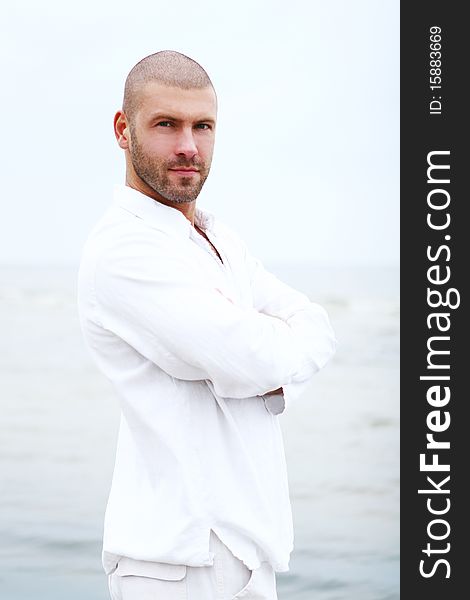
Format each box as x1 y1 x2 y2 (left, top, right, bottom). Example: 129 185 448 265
230 567 255 599
230 562 278 600
110 557 187 600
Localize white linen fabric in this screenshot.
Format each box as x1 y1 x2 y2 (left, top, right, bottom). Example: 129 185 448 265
77 184 337 576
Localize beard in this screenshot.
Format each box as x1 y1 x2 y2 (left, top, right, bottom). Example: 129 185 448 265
128 127 211 204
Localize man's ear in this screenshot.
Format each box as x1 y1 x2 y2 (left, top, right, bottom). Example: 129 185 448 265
114 111 130 150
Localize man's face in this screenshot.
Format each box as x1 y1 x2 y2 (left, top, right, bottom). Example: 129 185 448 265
127 82 217 204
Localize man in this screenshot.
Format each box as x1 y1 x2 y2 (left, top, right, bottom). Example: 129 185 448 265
78 50 337 600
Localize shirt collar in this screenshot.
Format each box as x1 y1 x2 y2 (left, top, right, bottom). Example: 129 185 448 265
113 184 215 237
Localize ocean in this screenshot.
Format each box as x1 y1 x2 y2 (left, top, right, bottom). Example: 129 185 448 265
0 264 399 600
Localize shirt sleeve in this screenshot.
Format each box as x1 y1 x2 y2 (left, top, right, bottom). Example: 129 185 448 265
244 248 338 408
93 231 331 400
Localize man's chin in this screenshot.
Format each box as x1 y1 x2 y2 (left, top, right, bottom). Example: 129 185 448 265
162 184 202 204
162 191 200 204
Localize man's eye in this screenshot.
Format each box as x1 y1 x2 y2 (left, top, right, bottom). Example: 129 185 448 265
157 121 172 127
195 123 211 130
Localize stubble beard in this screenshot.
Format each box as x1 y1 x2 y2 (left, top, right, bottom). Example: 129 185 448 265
129 127 211 204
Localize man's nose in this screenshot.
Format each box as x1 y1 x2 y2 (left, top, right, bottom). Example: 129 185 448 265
174 127 198 159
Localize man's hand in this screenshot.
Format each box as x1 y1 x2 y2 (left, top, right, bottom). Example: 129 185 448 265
262 387 283 396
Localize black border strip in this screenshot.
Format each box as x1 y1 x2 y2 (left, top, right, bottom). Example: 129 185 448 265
401 3 467 598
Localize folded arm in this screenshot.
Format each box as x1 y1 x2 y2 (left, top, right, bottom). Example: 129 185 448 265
94 232 332 401
244 245 337 405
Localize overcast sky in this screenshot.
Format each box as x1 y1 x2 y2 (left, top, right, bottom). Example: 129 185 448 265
1 0 398 267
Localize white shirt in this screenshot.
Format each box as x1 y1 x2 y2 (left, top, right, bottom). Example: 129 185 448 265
77 184 337 574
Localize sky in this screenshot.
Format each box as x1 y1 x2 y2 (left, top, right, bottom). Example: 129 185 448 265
0 0 399 267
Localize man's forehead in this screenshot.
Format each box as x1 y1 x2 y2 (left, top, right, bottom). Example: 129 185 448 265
138 81 217 119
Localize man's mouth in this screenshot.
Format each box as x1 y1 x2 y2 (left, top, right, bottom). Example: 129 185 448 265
169 167 199 174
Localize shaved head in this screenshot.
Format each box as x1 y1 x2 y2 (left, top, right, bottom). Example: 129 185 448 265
123 50 215 125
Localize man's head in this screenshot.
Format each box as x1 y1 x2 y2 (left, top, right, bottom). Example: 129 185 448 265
114 51 217 204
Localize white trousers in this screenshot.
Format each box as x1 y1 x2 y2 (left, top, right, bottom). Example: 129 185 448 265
107 530 278 600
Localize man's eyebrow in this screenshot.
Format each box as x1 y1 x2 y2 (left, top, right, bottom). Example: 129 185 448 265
148 112 215 124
